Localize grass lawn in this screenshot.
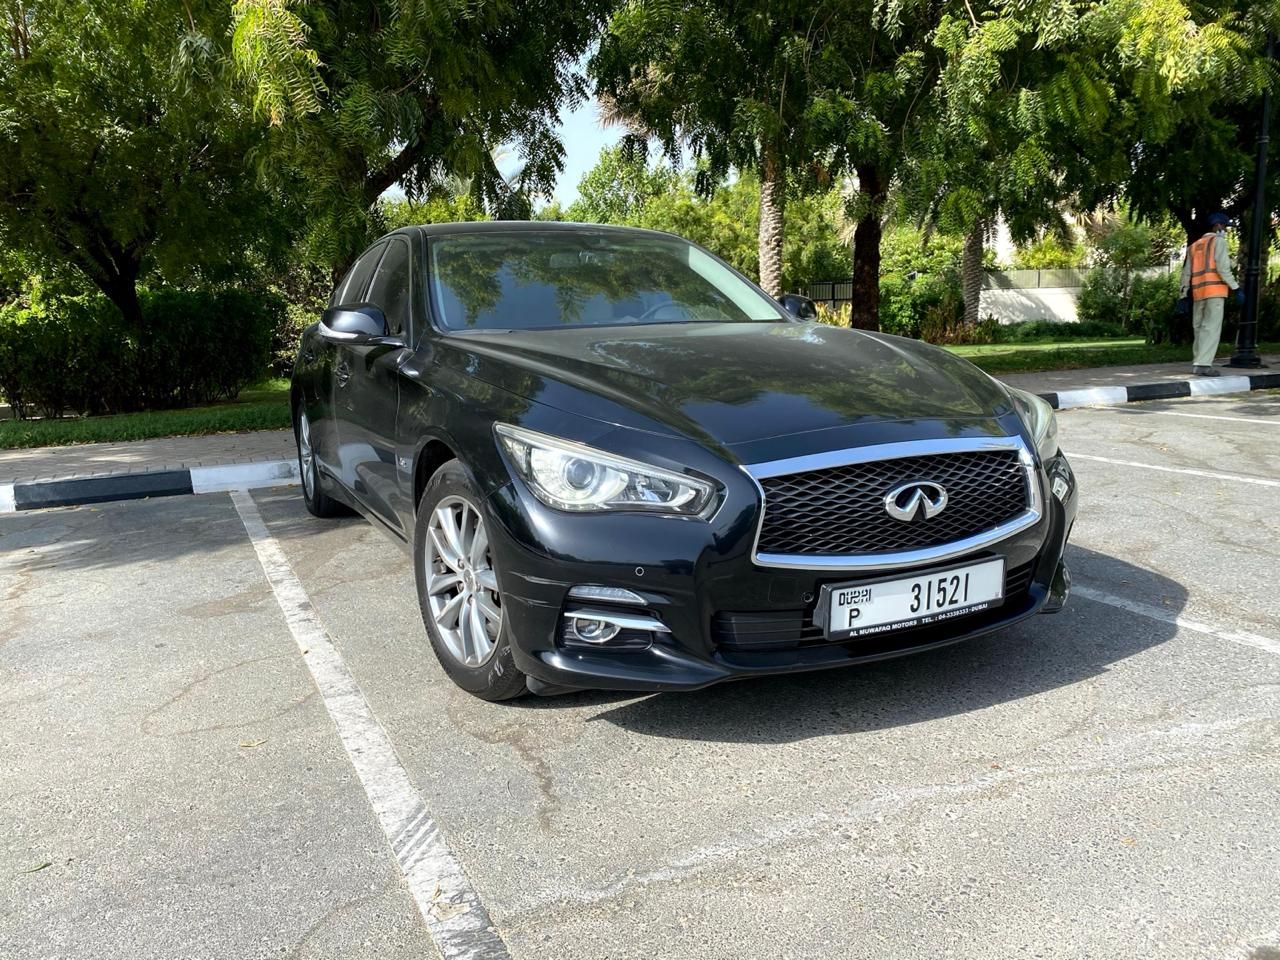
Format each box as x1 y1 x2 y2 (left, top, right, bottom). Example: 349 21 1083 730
0 380 291 450
951 339 1279 374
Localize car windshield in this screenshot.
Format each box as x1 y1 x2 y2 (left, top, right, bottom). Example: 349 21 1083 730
426 230 785 331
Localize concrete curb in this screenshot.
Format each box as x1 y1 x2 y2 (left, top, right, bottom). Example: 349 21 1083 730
1 370 1277 513
1 459 298 513
1040 370 1280 410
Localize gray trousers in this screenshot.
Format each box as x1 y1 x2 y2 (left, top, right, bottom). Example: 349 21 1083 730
1192 297 1225 367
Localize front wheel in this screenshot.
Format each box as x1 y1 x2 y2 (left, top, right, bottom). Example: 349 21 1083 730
296 409 343 518
413 459 527 701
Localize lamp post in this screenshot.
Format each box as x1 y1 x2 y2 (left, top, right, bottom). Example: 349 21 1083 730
1229 32 1274 368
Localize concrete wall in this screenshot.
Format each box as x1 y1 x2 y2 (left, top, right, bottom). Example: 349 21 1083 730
979 286 1080 325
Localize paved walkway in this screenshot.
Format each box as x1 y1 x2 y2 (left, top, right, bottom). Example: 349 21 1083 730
1 355 1276 485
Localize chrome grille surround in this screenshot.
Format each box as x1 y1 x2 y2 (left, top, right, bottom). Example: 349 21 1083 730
743 437 1043 572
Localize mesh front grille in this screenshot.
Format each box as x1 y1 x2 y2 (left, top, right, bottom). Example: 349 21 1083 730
757 450 1029 557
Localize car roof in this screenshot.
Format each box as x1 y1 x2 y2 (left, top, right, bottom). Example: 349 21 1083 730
396 221 683 241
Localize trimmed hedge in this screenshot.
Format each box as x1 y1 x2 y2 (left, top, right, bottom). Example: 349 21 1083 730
0 288 281 419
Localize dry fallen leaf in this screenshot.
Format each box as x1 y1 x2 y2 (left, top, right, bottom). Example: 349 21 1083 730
19 862 51 874
1120 837 1136 846
239 738 268 749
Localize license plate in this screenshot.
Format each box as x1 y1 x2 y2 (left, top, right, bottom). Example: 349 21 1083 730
820 558 1006 640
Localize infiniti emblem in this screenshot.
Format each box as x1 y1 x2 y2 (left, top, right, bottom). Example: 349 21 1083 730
884 481 948 522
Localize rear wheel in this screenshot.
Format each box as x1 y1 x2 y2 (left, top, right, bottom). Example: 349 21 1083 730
296 409 343 518
414 459 527 701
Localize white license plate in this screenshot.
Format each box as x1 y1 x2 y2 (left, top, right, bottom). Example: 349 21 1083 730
823 558 1006 639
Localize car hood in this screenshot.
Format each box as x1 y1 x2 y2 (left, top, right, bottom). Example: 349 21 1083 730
454 322 1014 450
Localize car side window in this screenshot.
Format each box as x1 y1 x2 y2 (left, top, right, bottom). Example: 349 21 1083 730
332 241 388 306
366 237 411 337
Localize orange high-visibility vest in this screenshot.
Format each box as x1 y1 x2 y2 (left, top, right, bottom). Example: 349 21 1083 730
1189 233 1229 300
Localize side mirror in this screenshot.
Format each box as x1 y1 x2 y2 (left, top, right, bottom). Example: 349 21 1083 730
779 293 818 320
320 303 390 342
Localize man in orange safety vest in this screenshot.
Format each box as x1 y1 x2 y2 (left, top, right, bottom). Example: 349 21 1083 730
1178 212 1243 377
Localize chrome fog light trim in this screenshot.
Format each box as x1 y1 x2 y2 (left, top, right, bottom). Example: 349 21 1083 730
567 585 647 606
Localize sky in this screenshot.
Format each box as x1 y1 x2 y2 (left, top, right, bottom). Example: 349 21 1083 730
546 97 623 207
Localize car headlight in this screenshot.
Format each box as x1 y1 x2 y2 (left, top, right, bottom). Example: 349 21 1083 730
495 424 717 515
1006 386 1059 461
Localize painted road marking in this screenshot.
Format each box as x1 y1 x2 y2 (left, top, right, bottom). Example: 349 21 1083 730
231 490 511 960
1074 584 1280 657
1134 410 1280 427
0 482 14 514
1068 453 1280 488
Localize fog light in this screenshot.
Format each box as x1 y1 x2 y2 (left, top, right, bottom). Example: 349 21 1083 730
568 616 622 645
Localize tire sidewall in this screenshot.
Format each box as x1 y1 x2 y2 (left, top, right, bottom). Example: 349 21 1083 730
296 408 336 517
413 460 524 699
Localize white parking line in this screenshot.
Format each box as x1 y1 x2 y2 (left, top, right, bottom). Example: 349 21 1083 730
230 490 511 960
1073 584 1280 657
1135 410 1280 426
1068 453 1280 488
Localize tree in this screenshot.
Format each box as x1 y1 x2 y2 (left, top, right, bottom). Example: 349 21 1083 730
912 0 1277 326
0 0 283 330
811 1 946 329
562 148 851 292
565 146 678 224
231 0 613 276
590 2 834 296
1116 3 1279 247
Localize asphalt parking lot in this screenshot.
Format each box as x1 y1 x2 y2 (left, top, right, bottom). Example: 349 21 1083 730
3 392 1279 960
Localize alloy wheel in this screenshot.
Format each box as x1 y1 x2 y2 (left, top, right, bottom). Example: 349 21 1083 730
298 411 316 499
424 495 503 667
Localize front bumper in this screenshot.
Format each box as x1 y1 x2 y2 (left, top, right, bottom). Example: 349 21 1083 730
484 451 1078 695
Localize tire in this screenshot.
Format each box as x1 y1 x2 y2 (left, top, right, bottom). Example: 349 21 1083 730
413 459 528 701
296 408 343 518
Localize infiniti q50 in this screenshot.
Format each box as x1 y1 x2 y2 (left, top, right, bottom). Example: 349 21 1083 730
291 222 1076 700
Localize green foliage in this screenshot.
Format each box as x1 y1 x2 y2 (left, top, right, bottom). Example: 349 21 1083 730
381 196 489 231
1078 267 1182 342
1011 236 1086 269
591 0 941 301
875 227 966 337
992 319 1128 342
1077 269 1129 331
562 150 850 291
1130 272 1184 345
0 387 292 450
232 0 613 274
0 289 280 418
814 302 852 327
566 147 679 225
0 0 286 323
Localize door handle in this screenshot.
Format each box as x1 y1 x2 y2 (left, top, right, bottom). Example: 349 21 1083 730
336 362 351 387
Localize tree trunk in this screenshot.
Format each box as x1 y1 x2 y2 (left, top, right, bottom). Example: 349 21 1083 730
849 165 885 331
99 272 144 333
961 218 986 328
757 142 785 298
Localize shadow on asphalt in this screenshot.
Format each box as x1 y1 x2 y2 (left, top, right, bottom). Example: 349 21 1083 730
0 488 366 574
3 494 1184 746
585 545 1181 743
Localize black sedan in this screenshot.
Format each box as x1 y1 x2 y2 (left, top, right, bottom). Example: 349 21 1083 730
291 222 1076 700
